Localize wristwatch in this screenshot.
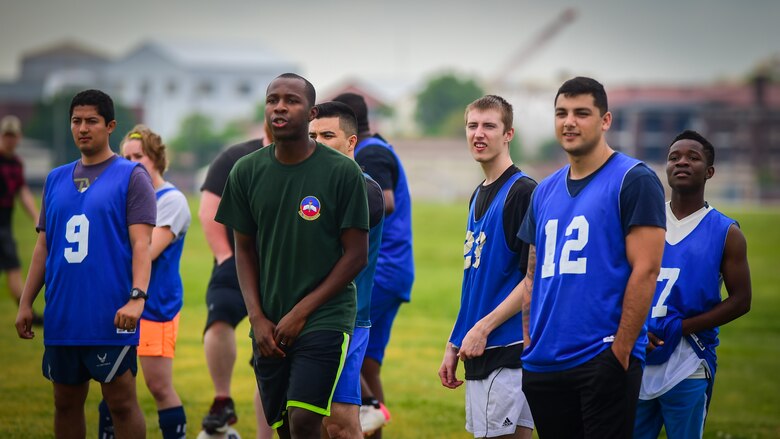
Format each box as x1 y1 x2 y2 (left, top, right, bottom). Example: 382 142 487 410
129 287 148 300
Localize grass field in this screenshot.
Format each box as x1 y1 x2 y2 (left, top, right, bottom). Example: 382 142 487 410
0 198 778 438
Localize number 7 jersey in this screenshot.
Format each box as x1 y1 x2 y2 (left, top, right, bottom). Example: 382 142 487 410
43 158 139 346
646 204 735 369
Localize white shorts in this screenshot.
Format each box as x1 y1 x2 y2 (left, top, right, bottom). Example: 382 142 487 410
465 367 534 438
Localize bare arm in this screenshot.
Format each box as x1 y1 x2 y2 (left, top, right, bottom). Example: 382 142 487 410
682 224 751 335
114 223 153 330
274 227 368 346
438 325 464 389
383 189 395 215
15 232 48 339
17 185 39 222
234 230 285 358
199 190 233 264
612 225 665 369
150 226 175 261
458 245 536 359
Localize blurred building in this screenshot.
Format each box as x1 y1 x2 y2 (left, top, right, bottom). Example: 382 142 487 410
0 39 299 139
607 76 780 201
105 40 298 138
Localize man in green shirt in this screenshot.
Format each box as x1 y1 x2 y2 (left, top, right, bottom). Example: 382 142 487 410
216 73 369 439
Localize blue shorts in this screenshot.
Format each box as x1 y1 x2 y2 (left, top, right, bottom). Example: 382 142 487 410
365 290 403 365
42 345 138 385
332 327 370 405
634 378 709 439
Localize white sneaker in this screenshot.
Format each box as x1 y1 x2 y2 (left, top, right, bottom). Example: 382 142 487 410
360 403 390 436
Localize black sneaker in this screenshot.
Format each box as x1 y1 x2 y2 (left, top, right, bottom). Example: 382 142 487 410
202 397 237 434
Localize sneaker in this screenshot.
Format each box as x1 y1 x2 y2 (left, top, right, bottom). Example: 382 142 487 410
360 403 390 436
202 397 238 434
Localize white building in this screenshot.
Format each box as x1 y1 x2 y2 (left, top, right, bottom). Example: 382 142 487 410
104 40 299 138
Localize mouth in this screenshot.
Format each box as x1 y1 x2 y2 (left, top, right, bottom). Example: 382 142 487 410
78 137 91 143
473 142 487 152
562 132 578 140
673 169 691 177
271 117 288 128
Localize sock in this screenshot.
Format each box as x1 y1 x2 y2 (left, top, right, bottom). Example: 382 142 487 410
158 405 187 439
98 399 115 439
362 397 381 409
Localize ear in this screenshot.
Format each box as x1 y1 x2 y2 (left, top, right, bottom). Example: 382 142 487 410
347 134 357 154
309 106 318 122
504 127 515 144
601 111 612 131
705 165 715 180
107 119 117 134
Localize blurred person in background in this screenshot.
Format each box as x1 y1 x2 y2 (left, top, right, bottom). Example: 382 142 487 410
98 125 191 439
332 93 413 438
0 115 41 324
309 101 386 438
199 122 274 438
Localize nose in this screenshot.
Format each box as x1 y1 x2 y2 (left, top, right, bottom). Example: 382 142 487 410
563 113 576 128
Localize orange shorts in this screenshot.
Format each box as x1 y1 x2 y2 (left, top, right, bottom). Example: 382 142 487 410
138 313 180 358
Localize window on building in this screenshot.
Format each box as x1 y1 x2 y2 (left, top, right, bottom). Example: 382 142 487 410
611 110 624 131
140 80 150 97
198 81 214 96
237 82 252 96
643 112 664 132
674 112 692 132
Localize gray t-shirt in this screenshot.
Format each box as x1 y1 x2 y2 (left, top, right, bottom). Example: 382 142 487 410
156 181 191 240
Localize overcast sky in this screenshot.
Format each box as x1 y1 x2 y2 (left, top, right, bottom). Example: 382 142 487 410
1 0 778 94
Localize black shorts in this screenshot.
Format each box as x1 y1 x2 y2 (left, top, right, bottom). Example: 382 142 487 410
522 347 642 438
204 257 247 331
0 225 20 270
252 330 349 429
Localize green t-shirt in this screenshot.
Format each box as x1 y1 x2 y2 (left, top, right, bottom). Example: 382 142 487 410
215 143 369 336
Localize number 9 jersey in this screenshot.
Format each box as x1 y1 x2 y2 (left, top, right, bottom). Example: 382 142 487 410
43 158 139 346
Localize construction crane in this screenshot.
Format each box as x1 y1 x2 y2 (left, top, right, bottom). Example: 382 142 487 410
488 7 578 91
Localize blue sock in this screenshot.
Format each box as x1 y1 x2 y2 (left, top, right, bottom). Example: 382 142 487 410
98 399 114 439
158 405 187 439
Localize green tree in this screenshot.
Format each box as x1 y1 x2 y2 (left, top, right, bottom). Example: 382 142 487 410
415 72 484 137
168 113 226 169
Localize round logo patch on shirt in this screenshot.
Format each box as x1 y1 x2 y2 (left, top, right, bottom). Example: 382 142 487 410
299 196 321 220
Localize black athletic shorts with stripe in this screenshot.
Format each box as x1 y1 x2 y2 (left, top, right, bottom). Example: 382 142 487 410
252 330 349 429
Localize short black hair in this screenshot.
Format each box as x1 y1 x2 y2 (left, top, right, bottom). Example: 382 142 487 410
670 130 715 166
332 92 370 134
314 101 358 137
69 89 115 124
555 77 608 116
272 73 316 107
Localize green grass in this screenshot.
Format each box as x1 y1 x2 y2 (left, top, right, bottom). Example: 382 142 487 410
1 198 778 438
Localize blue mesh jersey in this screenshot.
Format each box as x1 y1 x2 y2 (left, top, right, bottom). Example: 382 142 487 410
646 207 735 377
354 174 384 328
523 153 646 372
143 186 187 322
42 158 139 346
355 137 414 301
450 172 526 349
